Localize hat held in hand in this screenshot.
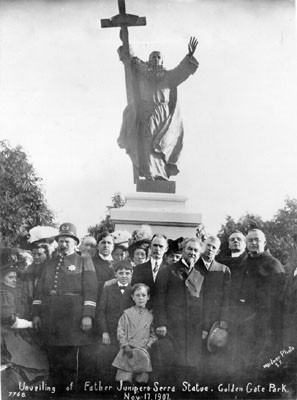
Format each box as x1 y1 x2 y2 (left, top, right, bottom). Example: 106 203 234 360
127 348 151 373
207 321 228 352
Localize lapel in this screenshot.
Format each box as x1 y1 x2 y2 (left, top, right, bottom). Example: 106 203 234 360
143 260 154 283
110 282 122 298
195 258 208 276
151 259 166 282
170 260 187 281
109 283 132 309
209 259 218 271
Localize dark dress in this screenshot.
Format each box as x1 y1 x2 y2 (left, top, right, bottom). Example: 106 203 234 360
1 283 49 396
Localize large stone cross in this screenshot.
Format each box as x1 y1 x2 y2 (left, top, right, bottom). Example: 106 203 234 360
101 0 146 104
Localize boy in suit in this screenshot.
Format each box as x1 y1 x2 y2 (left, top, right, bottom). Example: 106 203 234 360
95 259 134 384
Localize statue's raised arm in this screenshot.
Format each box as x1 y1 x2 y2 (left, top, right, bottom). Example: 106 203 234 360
188 36 198 57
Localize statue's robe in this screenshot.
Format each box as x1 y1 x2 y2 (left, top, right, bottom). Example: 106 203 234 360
118 54 198 180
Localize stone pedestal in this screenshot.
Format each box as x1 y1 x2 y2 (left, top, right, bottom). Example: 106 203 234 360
110 192 202 239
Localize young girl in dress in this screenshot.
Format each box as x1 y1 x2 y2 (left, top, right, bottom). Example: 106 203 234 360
112 283 157 384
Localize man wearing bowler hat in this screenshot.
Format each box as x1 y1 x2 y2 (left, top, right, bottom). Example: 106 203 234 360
32 222 97 392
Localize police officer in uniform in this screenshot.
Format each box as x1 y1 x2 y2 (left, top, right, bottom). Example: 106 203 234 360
32 222 97 392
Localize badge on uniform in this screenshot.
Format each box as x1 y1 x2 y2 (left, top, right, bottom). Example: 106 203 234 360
67 265 76 271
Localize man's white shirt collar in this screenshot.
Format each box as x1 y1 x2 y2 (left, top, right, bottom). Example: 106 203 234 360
118 282 128 288
202 257 212 270
99 253 113 261
181 258 193 271
231 251 244 258
150 258 162 268
151 258 162 281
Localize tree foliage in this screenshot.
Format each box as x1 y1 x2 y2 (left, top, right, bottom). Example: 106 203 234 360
266 198 297 265
87 192 126 240
218 198 297 265
0 141 55 247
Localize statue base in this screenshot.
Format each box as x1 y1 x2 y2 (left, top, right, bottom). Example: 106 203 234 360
136 179 176 194
110 192 202 239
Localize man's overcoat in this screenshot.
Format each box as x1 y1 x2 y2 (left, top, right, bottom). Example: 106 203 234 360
154 260 203 367
194 258 231 332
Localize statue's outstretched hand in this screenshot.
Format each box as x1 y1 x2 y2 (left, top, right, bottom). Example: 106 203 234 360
188 36 198 56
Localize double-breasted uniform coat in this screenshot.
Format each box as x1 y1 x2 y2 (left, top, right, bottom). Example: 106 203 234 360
32 252 97 347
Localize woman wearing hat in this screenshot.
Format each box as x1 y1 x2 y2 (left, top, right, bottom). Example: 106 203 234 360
1 248 49 395
128 239 150 267
164 238 183 265
22 243 51 304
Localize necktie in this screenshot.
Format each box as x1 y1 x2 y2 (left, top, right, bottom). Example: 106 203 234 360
153 262 159 274
119 285 127 294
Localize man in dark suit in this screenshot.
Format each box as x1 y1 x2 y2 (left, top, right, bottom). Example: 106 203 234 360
195 235 231 385
92 231 115 302
79 231 115 384
131 234 168 309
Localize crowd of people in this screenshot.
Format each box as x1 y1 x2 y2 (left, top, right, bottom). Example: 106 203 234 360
1 222 297 398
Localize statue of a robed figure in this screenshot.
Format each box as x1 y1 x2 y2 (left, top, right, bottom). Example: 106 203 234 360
102 0 199 182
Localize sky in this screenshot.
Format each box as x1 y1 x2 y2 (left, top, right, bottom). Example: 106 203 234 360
1 0 297 239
